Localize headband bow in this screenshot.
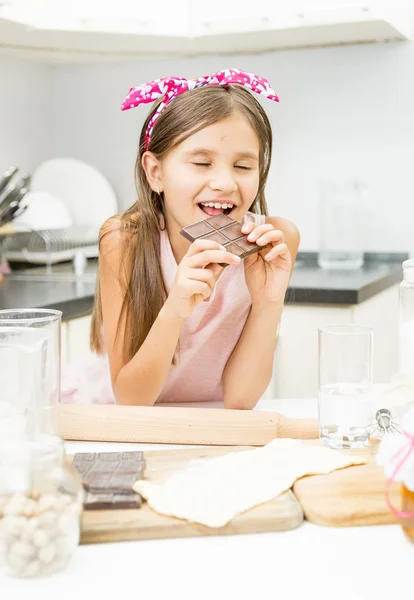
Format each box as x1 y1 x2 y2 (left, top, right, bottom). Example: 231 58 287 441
121 68 279 150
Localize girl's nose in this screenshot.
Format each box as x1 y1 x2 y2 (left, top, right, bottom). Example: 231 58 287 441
208 169 238 193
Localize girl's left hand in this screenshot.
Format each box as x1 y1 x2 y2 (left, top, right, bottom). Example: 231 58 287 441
241 221 292 306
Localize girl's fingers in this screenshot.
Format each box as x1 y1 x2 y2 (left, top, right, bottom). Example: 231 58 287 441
186 239 226 257
263 243 290 262
183 279 212 299
241 223 286 250
241 223 274 239
187 249 240 269
254 229 284 247
247 225 282 244
205 262 225 278
241 222 256 235
184 268 216 289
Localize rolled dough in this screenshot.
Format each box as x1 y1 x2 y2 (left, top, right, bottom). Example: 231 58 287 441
133 439 365 528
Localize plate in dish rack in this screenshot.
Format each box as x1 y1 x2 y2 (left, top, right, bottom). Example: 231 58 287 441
31 158 118 230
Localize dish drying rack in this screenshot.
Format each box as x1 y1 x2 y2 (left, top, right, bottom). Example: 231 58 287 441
0 226 99 269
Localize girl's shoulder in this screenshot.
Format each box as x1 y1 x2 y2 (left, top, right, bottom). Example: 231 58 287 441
99 212 140 249
98 212 141 279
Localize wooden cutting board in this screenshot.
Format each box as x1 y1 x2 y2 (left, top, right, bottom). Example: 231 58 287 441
70 446 304 544
293 443 401 527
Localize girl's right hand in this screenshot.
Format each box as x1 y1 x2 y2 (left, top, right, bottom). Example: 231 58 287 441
164 239 241 320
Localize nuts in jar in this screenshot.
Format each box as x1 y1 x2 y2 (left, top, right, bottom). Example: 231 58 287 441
0 435 83 577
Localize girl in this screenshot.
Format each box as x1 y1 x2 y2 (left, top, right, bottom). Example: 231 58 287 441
74 69 299 408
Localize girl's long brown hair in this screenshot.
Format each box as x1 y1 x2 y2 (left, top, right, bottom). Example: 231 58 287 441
90 84 273 364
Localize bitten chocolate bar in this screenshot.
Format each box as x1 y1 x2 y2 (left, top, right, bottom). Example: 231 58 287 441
72 451 145 510
180 214 270 262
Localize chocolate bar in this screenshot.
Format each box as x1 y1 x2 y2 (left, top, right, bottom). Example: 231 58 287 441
180 214 270 264
73 451 145 511
82 491 141 511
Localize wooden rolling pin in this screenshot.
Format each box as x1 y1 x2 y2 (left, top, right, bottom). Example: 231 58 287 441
58 404 318 446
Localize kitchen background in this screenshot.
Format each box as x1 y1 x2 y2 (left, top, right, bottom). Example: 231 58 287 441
3 22 414 250
1 0 413 398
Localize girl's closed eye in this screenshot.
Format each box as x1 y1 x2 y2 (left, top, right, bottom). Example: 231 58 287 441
193 163 252 170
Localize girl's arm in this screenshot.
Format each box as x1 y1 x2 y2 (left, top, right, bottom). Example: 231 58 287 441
100 221 240 406
222 217 300 409
99 221 185 406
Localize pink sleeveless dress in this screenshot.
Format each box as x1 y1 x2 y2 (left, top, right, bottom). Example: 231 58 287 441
61 212 265 405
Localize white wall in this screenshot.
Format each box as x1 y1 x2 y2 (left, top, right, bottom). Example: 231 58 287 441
0 55 53 175
50 41 414 253
2 40 414 253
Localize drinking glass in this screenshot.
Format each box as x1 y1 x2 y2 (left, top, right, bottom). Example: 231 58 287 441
318 324 373 449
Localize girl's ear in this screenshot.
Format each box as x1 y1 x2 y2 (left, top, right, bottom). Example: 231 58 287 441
141 151 163 192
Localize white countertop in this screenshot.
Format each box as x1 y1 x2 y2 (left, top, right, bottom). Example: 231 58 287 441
1 398 413 599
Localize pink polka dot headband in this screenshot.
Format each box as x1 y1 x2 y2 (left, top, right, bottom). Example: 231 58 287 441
121 68 279 150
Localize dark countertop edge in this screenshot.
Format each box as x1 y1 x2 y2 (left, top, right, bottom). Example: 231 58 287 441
286 288 358 305
356 268 402 304
286 268 402 305
56 268 401 314
3 253 407 317
295 251 408 265
6 271 402 317
41 296 95 322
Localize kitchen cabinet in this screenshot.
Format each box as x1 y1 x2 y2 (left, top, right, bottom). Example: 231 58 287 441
62 314 93 365
61 319 68 367
270 283 400 398
0 1 412 63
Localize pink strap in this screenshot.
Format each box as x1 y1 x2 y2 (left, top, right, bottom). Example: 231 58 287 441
385 432 414 519
120 68 279 150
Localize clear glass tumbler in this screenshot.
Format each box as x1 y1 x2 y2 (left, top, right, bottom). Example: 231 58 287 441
318 324 374 449
0 309 62 438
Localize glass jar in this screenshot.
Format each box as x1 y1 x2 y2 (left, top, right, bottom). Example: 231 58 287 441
399 259 414 378
0 309 62 438
317 181 367 270
377 408 414 542
0 435 83 577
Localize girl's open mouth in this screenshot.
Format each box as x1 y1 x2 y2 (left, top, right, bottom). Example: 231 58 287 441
198 202 234 218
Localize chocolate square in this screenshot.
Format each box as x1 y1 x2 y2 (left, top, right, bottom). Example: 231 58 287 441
233 236 259 252
180 214 269 264
203 231 229 245
203 213 234 228
224 242 245 257
182 220 214 239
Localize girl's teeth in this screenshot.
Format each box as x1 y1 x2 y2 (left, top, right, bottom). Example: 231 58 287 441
200 202 233 209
